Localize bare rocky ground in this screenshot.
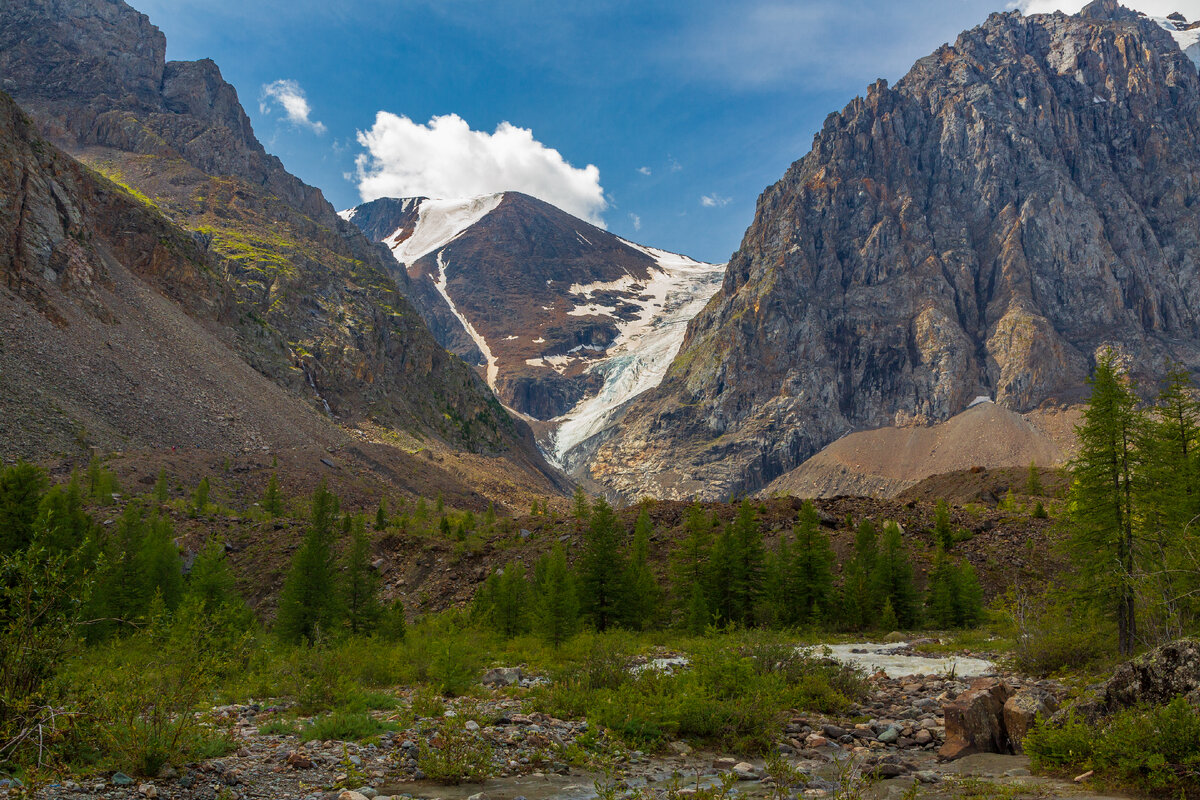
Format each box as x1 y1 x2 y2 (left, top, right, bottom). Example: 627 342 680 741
11 645 1119 800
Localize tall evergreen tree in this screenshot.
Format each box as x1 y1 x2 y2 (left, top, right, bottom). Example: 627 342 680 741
1138 365 1200 634
933 500 955 551
275 483 343 643
375 499 389 531
0 462 48 555
342 515 382 635
669 503 713 622
839 519 879 630
572 486 591 529
710 499 765 627
477 562 529 637
576 498 626 631
191 476 210 517
262 473 284 517
786 501 835 626
532 544 578 646
871 521 920 629
619 508 662 630
1068 350 1142 655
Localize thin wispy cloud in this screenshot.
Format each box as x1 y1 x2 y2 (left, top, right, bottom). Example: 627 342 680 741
1010 0 1199 14
701 193 731 208
662 1 1027 90
637 166 652 176
355 112 607 226
629 212 642 231
260 79 326 134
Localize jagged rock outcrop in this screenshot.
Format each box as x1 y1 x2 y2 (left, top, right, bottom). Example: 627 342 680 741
0 0 549 470
593 0 1200 501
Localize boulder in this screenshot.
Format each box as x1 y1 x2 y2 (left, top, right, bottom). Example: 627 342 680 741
1099 639 1200 714
938 678 1011 761
482 667 523 687
1004 687 1058 753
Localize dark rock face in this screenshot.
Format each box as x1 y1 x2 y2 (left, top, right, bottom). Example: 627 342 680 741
0 0 547 465
595 1 1200 500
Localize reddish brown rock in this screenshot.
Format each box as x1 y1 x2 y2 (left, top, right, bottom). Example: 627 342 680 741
938 678 1011 761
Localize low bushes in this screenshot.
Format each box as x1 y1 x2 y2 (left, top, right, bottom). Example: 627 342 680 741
1026 698 1200 796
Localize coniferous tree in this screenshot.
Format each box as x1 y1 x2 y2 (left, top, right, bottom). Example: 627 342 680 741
572 486 591 529
619 508 661 629
683 582 711 636
0 462 49 555
375 498 388 531
878 597 899 632
34 477 92 558
342 515 381 635
1026 462 1044 497
1138 365 1200 633
275 484 343 643
187 539 241 614
153 468 169 504
379 598 407 641
841 519 880 630
1068 350 1142 655
138 513 184 612
787 501 835 626
191 476 210 517
934 500 955 551
576 497 626 631
533 544 578 645
871 521 920 629
925 548 958 628
669 503 713 622
262 473 284 517
477 562 529 637
711 499 765 627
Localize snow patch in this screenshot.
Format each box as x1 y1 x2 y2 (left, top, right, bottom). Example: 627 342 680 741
432 249 499 389
337 208 356 222
968 395 993 408
386 194 504 268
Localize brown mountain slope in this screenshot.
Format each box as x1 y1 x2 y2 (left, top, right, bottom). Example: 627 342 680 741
0 0 552 479
0 91 560 509
592 0 1200 501
761 402 1080 499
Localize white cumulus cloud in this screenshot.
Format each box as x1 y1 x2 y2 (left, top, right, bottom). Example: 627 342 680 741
637 166 652 176
1009 0 1199 15
701 193 731 208
355 112 607 226
260 79 326 135
629 212 642 231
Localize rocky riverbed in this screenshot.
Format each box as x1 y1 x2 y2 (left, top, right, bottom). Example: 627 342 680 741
13 644 1100 800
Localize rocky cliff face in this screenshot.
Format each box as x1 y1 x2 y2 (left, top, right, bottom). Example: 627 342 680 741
0 0 544 467
593 0 1200 501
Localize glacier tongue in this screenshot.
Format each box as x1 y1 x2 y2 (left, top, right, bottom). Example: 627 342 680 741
548 245 724 466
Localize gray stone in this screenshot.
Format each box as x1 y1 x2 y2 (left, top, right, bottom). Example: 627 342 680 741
482 667 523 687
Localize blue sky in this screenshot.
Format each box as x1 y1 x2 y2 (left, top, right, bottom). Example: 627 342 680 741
133 0 1199 263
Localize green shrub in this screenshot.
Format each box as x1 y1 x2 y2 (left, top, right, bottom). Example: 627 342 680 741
300 711 394 743
417 715 494 784
258 718 299 736
1027 698 1200 795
